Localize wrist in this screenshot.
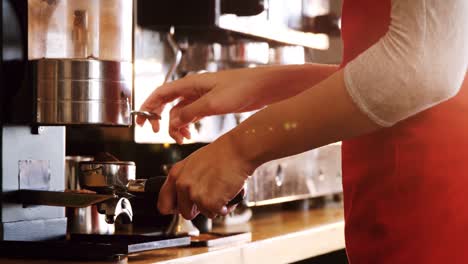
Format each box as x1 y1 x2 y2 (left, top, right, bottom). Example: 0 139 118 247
216 131 261 176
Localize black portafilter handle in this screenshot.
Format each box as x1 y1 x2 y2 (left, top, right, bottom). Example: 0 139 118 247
129 176 245 209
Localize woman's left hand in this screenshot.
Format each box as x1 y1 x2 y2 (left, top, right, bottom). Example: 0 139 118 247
157 135 253 219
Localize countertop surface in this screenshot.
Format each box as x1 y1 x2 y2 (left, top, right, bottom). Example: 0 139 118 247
3 204 345 264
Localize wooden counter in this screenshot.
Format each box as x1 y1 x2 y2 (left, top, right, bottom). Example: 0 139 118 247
130 205 345 264
5 206 345 264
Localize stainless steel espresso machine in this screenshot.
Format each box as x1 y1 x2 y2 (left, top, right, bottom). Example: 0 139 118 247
134 0 343 208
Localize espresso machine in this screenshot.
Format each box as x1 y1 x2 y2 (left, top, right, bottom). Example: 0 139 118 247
133 0 343 209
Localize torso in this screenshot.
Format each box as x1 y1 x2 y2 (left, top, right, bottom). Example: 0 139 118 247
341 1 468 263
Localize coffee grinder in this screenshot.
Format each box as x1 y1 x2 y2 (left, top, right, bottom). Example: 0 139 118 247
1 0 134 241
0 0 194 260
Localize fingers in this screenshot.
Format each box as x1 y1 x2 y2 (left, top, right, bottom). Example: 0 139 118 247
168 161 199 220
139 73 214 123
176 183 199 220
158 162 184 215
148 105 165 132
194 193 228 218
169 100 194 144
172 181 228 219
169 126 191 145
170 95 218 129
180 126 192 140
158 158 233 219
135 114 147 127
140 76 197 112
226 204 238 214
137 73 215 136
219 206 229 216
198 208 217 219
136 94 169 128
136 102 165 133
190 192 218 219
157 176 178 215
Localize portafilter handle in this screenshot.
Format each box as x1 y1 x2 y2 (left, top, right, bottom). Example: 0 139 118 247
127 177 245 209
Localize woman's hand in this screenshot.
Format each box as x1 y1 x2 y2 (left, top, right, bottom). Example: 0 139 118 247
136 68 274 144
136 65 339 144
157 135 251 219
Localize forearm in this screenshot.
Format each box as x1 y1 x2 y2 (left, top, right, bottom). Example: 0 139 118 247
221 70 379 173
241 63 338 105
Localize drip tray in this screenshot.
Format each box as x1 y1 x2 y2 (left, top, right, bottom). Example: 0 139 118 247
0 234 190 261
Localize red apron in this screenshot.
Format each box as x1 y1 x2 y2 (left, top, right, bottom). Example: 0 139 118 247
341 1 468 263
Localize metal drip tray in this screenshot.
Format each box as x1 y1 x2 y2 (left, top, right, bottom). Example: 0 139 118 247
0 234 190 261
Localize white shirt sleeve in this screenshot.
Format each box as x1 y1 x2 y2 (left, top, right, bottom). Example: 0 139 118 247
344 0 468 127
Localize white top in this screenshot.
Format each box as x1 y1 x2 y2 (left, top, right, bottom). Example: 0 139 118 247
344 0 468 127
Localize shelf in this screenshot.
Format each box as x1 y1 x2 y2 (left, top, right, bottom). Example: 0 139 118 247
219 15 330 50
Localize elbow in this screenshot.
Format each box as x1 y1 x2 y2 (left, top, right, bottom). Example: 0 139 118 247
415 63 466 107
429 81 461 104
344 55 467 128
344 0 468 126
